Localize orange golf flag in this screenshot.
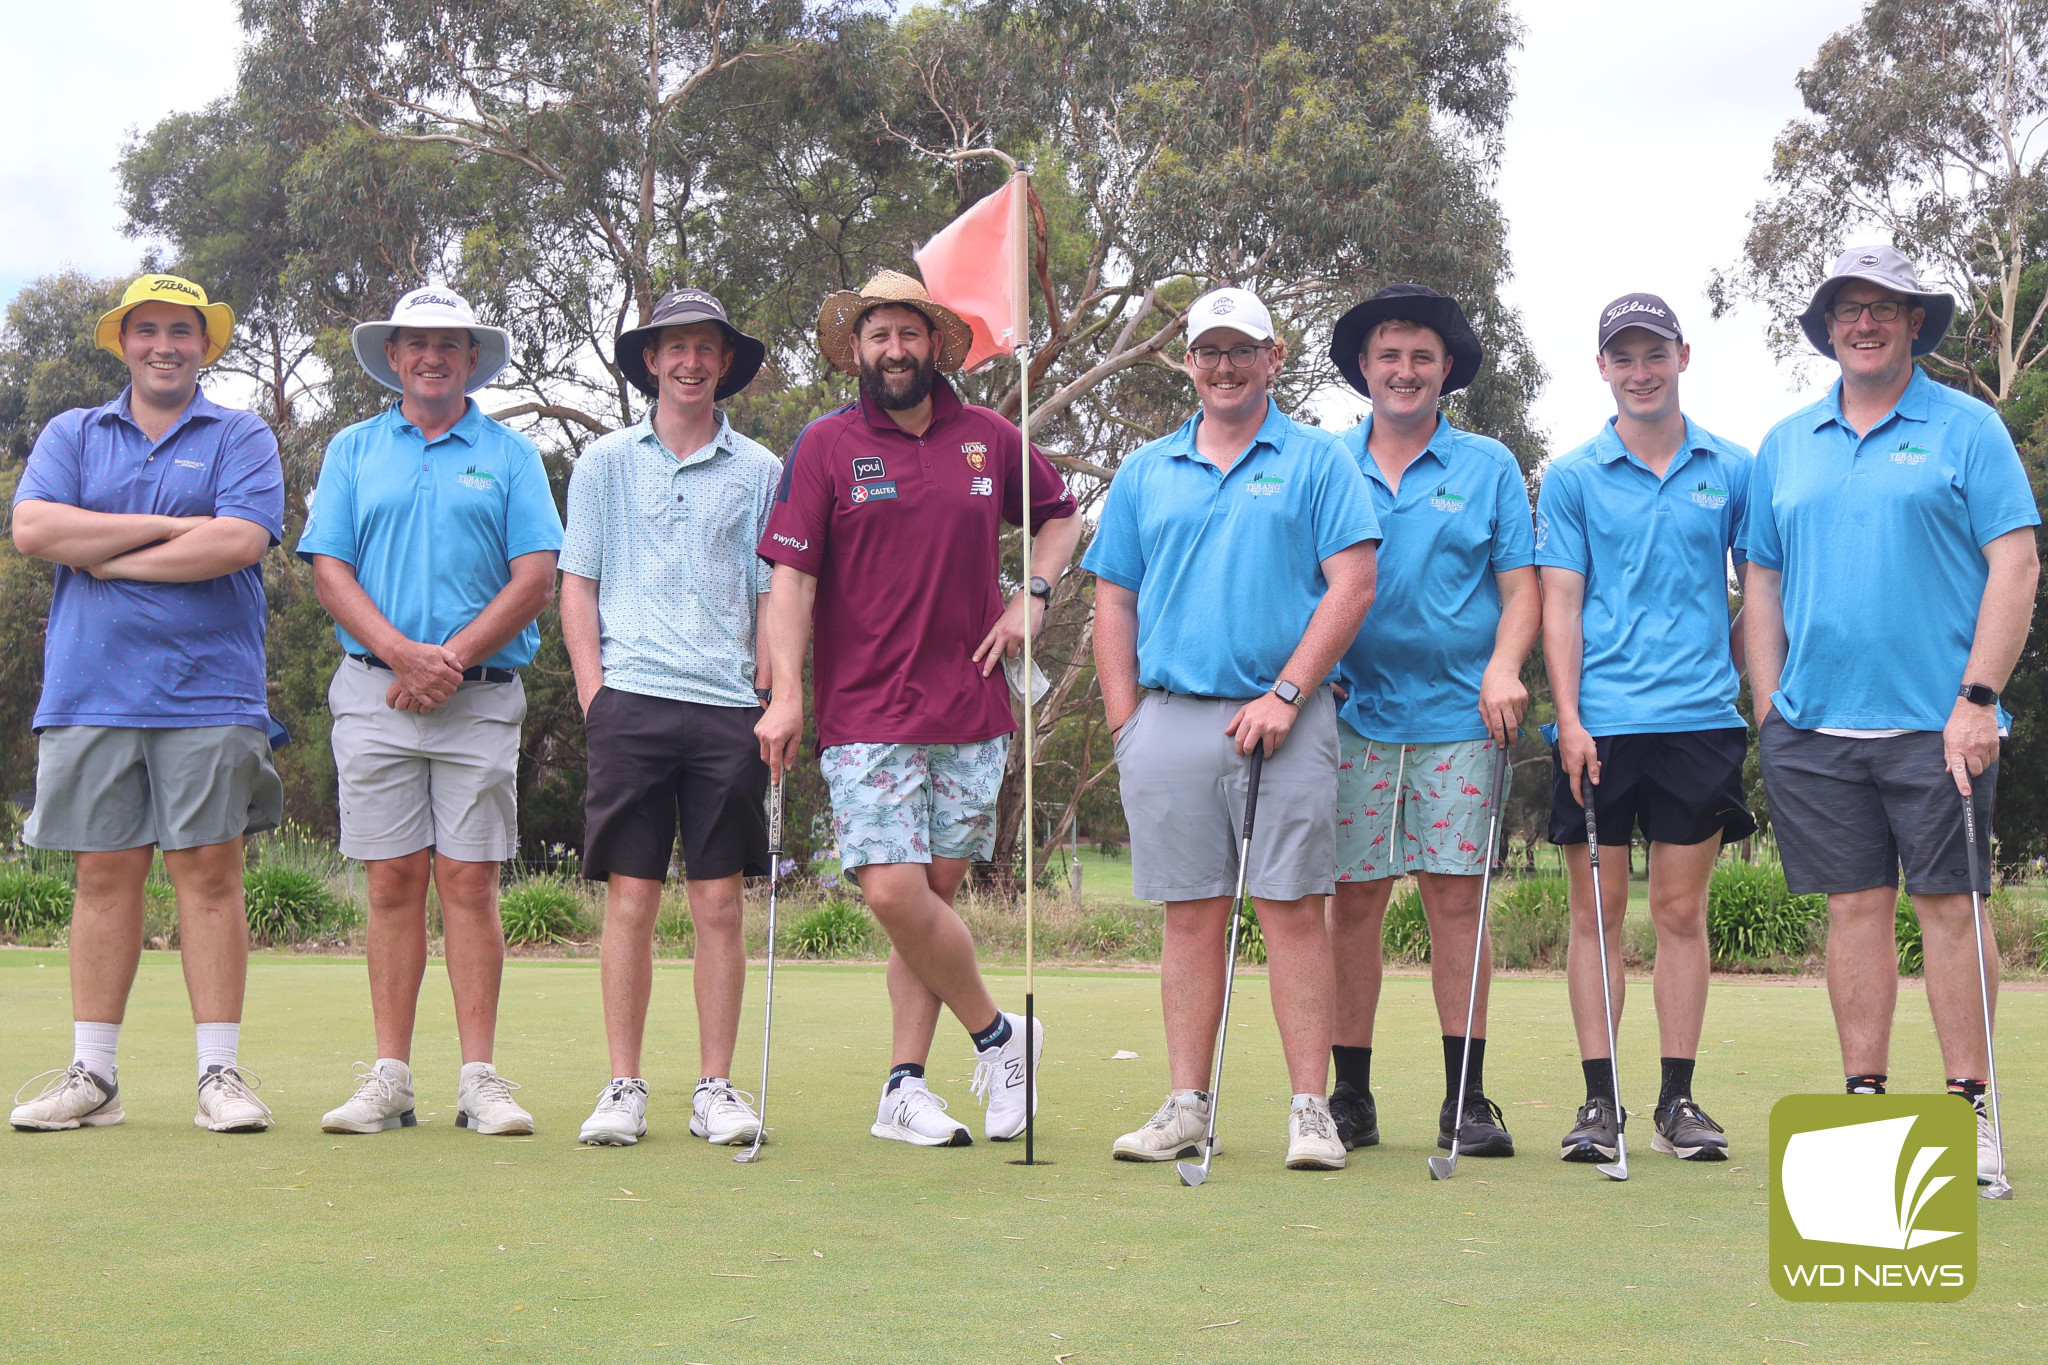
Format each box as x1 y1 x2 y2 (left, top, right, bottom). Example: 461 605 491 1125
915 176 1025 373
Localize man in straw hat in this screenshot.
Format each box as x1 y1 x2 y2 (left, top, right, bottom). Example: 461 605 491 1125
300 286 562 1137
10 274 285 1135
561 288 780 1148
1319 283 1538 1162
756 269 1082 1147
1744 245 2038 1182
1088 286 1379 1172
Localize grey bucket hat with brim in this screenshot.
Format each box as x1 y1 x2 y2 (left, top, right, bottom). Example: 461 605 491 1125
617 289 767 400
1797 245 1956 359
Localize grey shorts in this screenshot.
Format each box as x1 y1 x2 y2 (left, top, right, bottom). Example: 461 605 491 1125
328 657 525 863
1759 710 1993 896
25 724 282 853
1114 688 1339 902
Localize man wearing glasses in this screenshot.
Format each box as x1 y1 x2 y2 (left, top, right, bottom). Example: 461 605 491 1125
1744 245 2038 1185
1086 286 1378 1171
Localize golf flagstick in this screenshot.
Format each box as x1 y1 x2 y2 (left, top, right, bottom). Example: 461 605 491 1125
1007 169 1042 1165
1958 777 2014 1199
735 777 784 1165
1429 740 1512 1181
1178 746 1265 1188
1583 797 1629 1181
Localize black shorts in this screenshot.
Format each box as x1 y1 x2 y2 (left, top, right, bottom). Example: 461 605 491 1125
1758 711 1993 895
582 687 769 882
1547 727 1756 847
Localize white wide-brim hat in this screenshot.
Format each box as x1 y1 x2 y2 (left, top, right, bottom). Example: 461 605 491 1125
351 286 513 394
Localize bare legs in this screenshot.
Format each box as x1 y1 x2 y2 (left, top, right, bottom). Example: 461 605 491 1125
1827 886 1993 1078
598 872 745 1079
856 857 993 1065
363 850 503 1065
70 839 248 1027
1325 871 1489 1048
1162 894 1332 1095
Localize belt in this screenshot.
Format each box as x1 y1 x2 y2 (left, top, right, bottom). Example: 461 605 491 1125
350 652 515 685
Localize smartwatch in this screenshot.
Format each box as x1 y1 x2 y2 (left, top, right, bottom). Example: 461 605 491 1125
1959 682 1999 707
1028 575 1053 604
1273 679 1304 708
755 688 773 704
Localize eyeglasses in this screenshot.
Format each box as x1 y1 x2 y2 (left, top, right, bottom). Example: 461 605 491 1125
1828 299 1911 324
1187 343 1273 370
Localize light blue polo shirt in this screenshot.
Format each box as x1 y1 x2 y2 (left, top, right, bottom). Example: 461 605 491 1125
1536 418 1751 735
1742 368 2040 730
1082 398 1379 699
1334 414 1535 742
559 411 780 708
298 400 564 669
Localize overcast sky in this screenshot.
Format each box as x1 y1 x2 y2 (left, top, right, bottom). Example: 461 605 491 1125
4 0 1872 452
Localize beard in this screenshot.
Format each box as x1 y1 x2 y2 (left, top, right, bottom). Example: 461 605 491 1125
858 352 938 411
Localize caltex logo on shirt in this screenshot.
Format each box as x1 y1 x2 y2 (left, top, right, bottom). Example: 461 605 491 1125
457 465 497 491
1688 480 1728 509
1769 1095 1976 1302
1427 487 1467 513
1246 473 1287 498
1892 441 1932 466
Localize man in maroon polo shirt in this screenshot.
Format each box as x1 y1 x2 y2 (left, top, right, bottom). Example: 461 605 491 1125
757 269 1082 1148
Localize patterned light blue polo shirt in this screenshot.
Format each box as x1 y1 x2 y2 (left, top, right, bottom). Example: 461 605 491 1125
559 410 781 708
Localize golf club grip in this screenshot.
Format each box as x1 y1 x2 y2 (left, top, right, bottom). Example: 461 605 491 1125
1242 747 1265 841
1960 784 1979 875
1582 798 1599 868
767 778 785 857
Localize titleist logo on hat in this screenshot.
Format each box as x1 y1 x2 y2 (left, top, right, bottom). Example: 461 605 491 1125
1596 291 1681 347
151 277 204 300
405 289 464 313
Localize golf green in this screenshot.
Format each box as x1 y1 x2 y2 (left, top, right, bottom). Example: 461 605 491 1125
3 952 2040 1362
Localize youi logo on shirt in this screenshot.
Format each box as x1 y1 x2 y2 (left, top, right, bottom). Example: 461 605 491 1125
1891 440 1932 467
1245 472 1287 498
457 465 498 491
1428 486 1468 513
1688 480 1729 509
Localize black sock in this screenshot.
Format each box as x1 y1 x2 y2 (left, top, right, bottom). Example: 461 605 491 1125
1846 1073 1887 1095
1947 1077 1987 1102
1658 1057 1696 1109
1583 1058 1616 1106
968 1013 1011 1052
885 1062 925 1095
1332 1045 1372 1095
1443 1035 1485 1100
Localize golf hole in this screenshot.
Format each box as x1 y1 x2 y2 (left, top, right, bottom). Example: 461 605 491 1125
1007 1159 1057 1166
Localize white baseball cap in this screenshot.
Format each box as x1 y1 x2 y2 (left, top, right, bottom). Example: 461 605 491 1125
1186 287 1275 346
351 286 513 394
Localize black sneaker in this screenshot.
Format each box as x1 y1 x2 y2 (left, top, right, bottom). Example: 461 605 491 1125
1652 1096 1728 1162
1328 1081 1379 1150
1437 1092 1514 1157
1560 1096 1623 1163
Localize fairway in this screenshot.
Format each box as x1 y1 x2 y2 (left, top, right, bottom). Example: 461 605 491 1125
3 952 2041 1363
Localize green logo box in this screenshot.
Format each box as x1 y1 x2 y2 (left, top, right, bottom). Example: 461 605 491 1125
1769 1094 1977 1302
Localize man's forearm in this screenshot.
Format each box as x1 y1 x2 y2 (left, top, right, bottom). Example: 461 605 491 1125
444 553 558 670
312 556 414 658
94 517 269 583
559 572 604 693
1278 547 1376 692
12 501 198 567
1745 567 1787 714
1962 531 2040 691
754 592 772 693
1489 566 1541 678
764 565 818 709
1027 511 1085 585
1092 587 1143 729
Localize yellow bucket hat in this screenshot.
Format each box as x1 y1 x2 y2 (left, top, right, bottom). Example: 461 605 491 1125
95 274 235 367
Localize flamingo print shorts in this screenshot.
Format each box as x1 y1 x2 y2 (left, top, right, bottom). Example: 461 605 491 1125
1334 726 1497 882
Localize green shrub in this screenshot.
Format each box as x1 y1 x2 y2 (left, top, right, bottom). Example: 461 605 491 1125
1707 863 1825 965
243 866 343 944
0 868 74 939
1492 874 1570 969
786 899 873 957
1079 908 1137 956
1234 901 1266 965
1896 893 1923 975
499 878 587 946
1382 884 1430 964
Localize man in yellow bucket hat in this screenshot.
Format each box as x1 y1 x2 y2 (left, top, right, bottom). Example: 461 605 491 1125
9 274 286 1136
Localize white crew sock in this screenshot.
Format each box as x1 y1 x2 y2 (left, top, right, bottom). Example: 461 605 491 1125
73 1021 121 1080
375 1058 412 1083
1290 1093 1322 1112
195 1022 240 1077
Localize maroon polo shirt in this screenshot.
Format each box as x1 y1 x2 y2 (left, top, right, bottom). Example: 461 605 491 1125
758 376 1078 749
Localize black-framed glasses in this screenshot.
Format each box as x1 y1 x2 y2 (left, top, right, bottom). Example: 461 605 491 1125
1828 299 1910 324
1187 342 1273 370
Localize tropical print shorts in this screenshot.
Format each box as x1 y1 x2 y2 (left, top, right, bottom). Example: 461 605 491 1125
821 736 1010 872
1333 726 1498 882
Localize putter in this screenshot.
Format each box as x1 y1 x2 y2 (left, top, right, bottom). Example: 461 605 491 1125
1429 741 1512 1182
1958 780 2014 1200
1178 747 1265 1188
734 777 785 1165
1582 798 1629 1181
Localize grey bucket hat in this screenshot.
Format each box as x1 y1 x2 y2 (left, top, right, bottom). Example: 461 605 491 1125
1797 245 1956 359
616 289 766 400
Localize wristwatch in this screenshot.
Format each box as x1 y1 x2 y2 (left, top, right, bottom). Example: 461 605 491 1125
1959 682 1999 707
1273 679 1304 708
1028 575 1053 604
755 688 773 704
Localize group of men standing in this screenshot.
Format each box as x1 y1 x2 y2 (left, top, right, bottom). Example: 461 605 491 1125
8 245 2032 1193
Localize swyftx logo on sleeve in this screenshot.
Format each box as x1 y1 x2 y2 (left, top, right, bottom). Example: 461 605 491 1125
1769 1095 1976 1302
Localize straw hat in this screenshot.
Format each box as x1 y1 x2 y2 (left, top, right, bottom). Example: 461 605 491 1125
95 274 235 367
815 269 974 376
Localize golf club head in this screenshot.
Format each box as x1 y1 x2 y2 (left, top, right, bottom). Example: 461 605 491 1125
733 1145 762 1165
1176 1160 1208 1187
1426 1154 1456 1181
1981 1176 2014 1201
1597 1136 1629 1181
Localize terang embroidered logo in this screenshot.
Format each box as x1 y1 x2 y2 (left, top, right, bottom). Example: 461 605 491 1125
1428 486 1468 513
960 442 988 472
1245 472 1287 498
457 465 497 491
1891 440 1931 467
1688 480 1728 509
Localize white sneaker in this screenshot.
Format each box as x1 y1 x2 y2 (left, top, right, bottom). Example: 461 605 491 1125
970 1013 1043 1141
1111 1090 1212 1162
579 1078 648 1146
1286 1095 1346 1170
691 1078 762 1146
321 1061 416 1134
1976 1094 2005 1184
10 1064 123 1131
871 1078 972 1147
194 1065 272 1133
457 1063 534 1135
